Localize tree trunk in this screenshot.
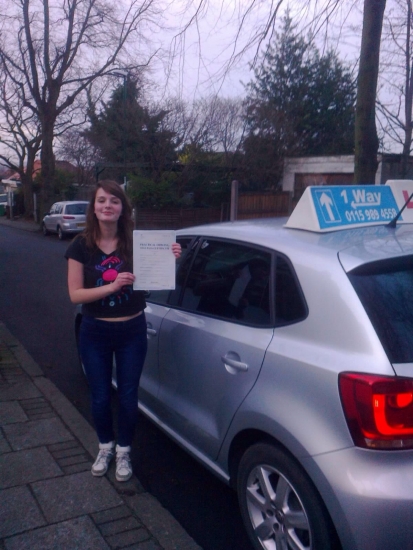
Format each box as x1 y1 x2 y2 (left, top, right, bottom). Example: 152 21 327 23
354 0 386 184
40 116 56 218
20 174 34 218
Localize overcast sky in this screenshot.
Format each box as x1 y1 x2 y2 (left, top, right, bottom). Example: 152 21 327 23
153 0 363 100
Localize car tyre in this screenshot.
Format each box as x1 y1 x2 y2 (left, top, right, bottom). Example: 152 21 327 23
237 443 338 550
42 223 50 236
57 226 66 240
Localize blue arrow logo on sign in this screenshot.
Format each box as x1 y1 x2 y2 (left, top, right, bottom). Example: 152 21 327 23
315 190 341 224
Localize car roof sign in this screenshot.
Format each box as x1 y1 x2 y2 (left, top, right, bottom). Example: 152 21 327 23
285 184 404 232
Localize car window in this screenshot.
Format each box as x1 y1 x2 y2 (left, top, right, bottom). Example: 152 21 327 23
348 256 413 363
180 239 272 326
146 237 194 306
55 204 63 214
275 254 307 325
65 203 87 215
49 204 57 214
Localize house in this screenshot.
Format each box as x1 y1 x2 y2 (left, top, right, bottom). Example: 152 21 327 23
281 153 413 200
0 179 21 194
1 159 77 185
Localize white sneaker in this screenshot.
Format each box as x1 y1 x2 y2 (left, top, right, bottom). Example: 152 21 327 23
91 442 115 476
116 445 132 482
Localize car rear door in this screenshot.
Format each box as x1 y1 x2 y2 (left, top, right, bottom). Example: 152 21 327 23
153 238 275 460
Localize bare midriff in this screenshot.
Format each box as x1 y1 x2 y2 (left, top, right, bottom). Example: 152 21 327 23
95 311 143 322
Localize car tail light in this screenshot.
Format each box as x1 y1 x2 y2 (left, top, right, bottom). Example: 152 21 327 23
339 373 413 450
63 215 75 219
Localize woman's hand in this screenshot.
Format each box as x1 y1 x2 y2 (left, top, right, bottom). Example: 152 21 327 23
172 243 182 258
112 271 135 292
68 259 135 304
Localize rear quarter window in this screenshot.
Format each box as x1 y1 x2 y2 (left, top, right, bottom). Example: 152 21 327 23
348 256 413 363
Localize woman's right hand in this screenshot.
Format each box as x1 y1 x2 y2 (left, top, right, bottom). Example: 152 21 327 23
111 271 135 292
68 260 135 304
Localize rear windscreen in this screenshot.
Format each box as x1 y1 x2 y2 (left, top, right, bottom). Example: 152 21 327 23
66 203 87 215
348 256 413 363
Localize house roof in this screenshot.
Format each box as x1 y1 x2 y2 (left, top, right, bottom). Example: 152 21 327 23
2 159 77 182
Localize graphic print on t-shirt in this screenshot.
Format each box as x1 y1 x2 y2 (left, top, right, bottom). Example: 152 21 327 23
95 255 132 307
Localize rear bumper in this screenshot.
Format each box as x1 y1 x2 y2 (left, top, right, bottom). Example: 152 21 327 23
61 224 85 234
304 447 413 550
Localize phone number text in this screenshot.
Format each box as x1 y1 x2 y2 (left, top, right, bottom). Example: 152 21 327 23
345 208 397 223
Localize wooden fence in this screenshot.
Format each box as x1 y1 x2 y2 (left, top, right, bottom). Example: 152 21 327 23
237 192 293 220
134 192 293 229
135 207 222 229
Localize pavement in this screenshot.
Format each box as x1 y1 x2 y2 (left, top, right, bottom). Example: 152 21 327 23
0 216 202 550
0 215 41 232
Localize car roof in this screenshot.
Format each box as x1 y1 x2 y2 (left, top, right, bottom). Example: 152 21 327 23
177 182 413 271
58 201 89 205
177 217 413 272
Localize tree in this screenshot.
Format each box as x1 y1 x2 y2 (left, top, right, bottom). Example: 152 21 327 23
55 129 100 186
0 71 41 217
0 0 389 198
86 79 177 181
0 0 165 215
354 0 386 183
377 0 413 170
243 15 356 188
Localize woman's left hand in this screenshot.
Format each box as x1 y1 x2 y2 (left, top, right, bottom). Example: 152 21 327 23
172 243 182 258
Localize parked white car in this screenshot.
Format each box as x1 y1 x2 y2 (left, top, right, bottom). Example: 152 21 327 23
42 201 88 240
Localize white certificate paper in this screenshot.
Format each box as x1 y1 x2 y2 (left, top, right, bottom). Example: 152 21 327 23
133 230 176 290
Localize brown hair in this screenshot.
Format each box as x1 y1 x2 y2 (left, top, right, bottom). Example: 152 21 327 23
84 180 134 260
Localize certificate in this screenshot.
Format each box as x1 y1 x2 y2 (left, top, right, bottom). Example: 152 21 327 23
133 230 176 290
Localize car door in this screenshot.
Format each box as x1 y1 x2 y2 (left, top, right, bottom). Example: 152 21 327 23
154 238 275 460
140 237 195 415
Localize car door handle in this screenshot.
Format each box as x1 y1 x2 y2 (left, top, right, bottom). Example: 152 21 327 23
147 328 157 336
221 354 248 372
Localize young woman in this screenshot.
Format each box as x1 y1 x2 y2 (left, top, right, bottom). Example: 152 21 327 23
65 180 181 481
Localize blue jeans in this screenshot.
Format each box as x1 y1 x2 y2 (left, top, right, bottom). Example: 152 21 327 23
79 314 148 447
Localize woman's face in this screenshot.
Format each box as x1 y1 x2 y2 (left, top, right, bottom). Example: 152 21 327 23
94 187 123 224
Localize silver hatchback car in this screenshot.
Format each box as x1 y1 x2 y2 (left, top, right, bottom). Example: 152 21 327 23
42 200 88 240
77 181 413 550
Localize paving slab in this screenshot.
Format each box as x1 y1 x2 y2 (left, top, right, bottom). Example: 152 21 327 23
3 417 73 450
0 320 202 550
4 516 110 550
0 446 62 489
31 471 123 523
0 401 28 425
0 379 41 401
105 526 151 548
0 434 12 454
0 485 46 538
125 493 203 550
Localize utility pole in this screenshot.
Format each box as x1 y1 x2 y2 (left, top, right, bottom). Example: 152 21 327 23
230 180 239 221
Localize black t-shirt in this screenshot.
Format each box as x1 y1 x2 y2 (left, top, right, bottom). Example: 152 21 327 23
65 235 146 318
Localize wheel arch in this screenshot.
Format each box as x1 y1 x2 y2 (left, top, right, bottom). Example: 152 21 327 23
228 428 274 489
227 430 342 549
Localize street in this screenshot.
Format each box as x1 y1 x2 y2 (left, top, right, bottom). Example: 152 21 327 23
0 224 253 550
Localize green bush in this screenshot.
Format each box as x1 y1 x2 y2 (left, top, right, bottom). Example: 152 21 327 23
128 173 179 209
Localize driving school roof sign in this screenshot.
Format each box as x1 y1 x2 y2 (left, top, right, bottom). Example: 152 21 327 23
285 181 413 232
